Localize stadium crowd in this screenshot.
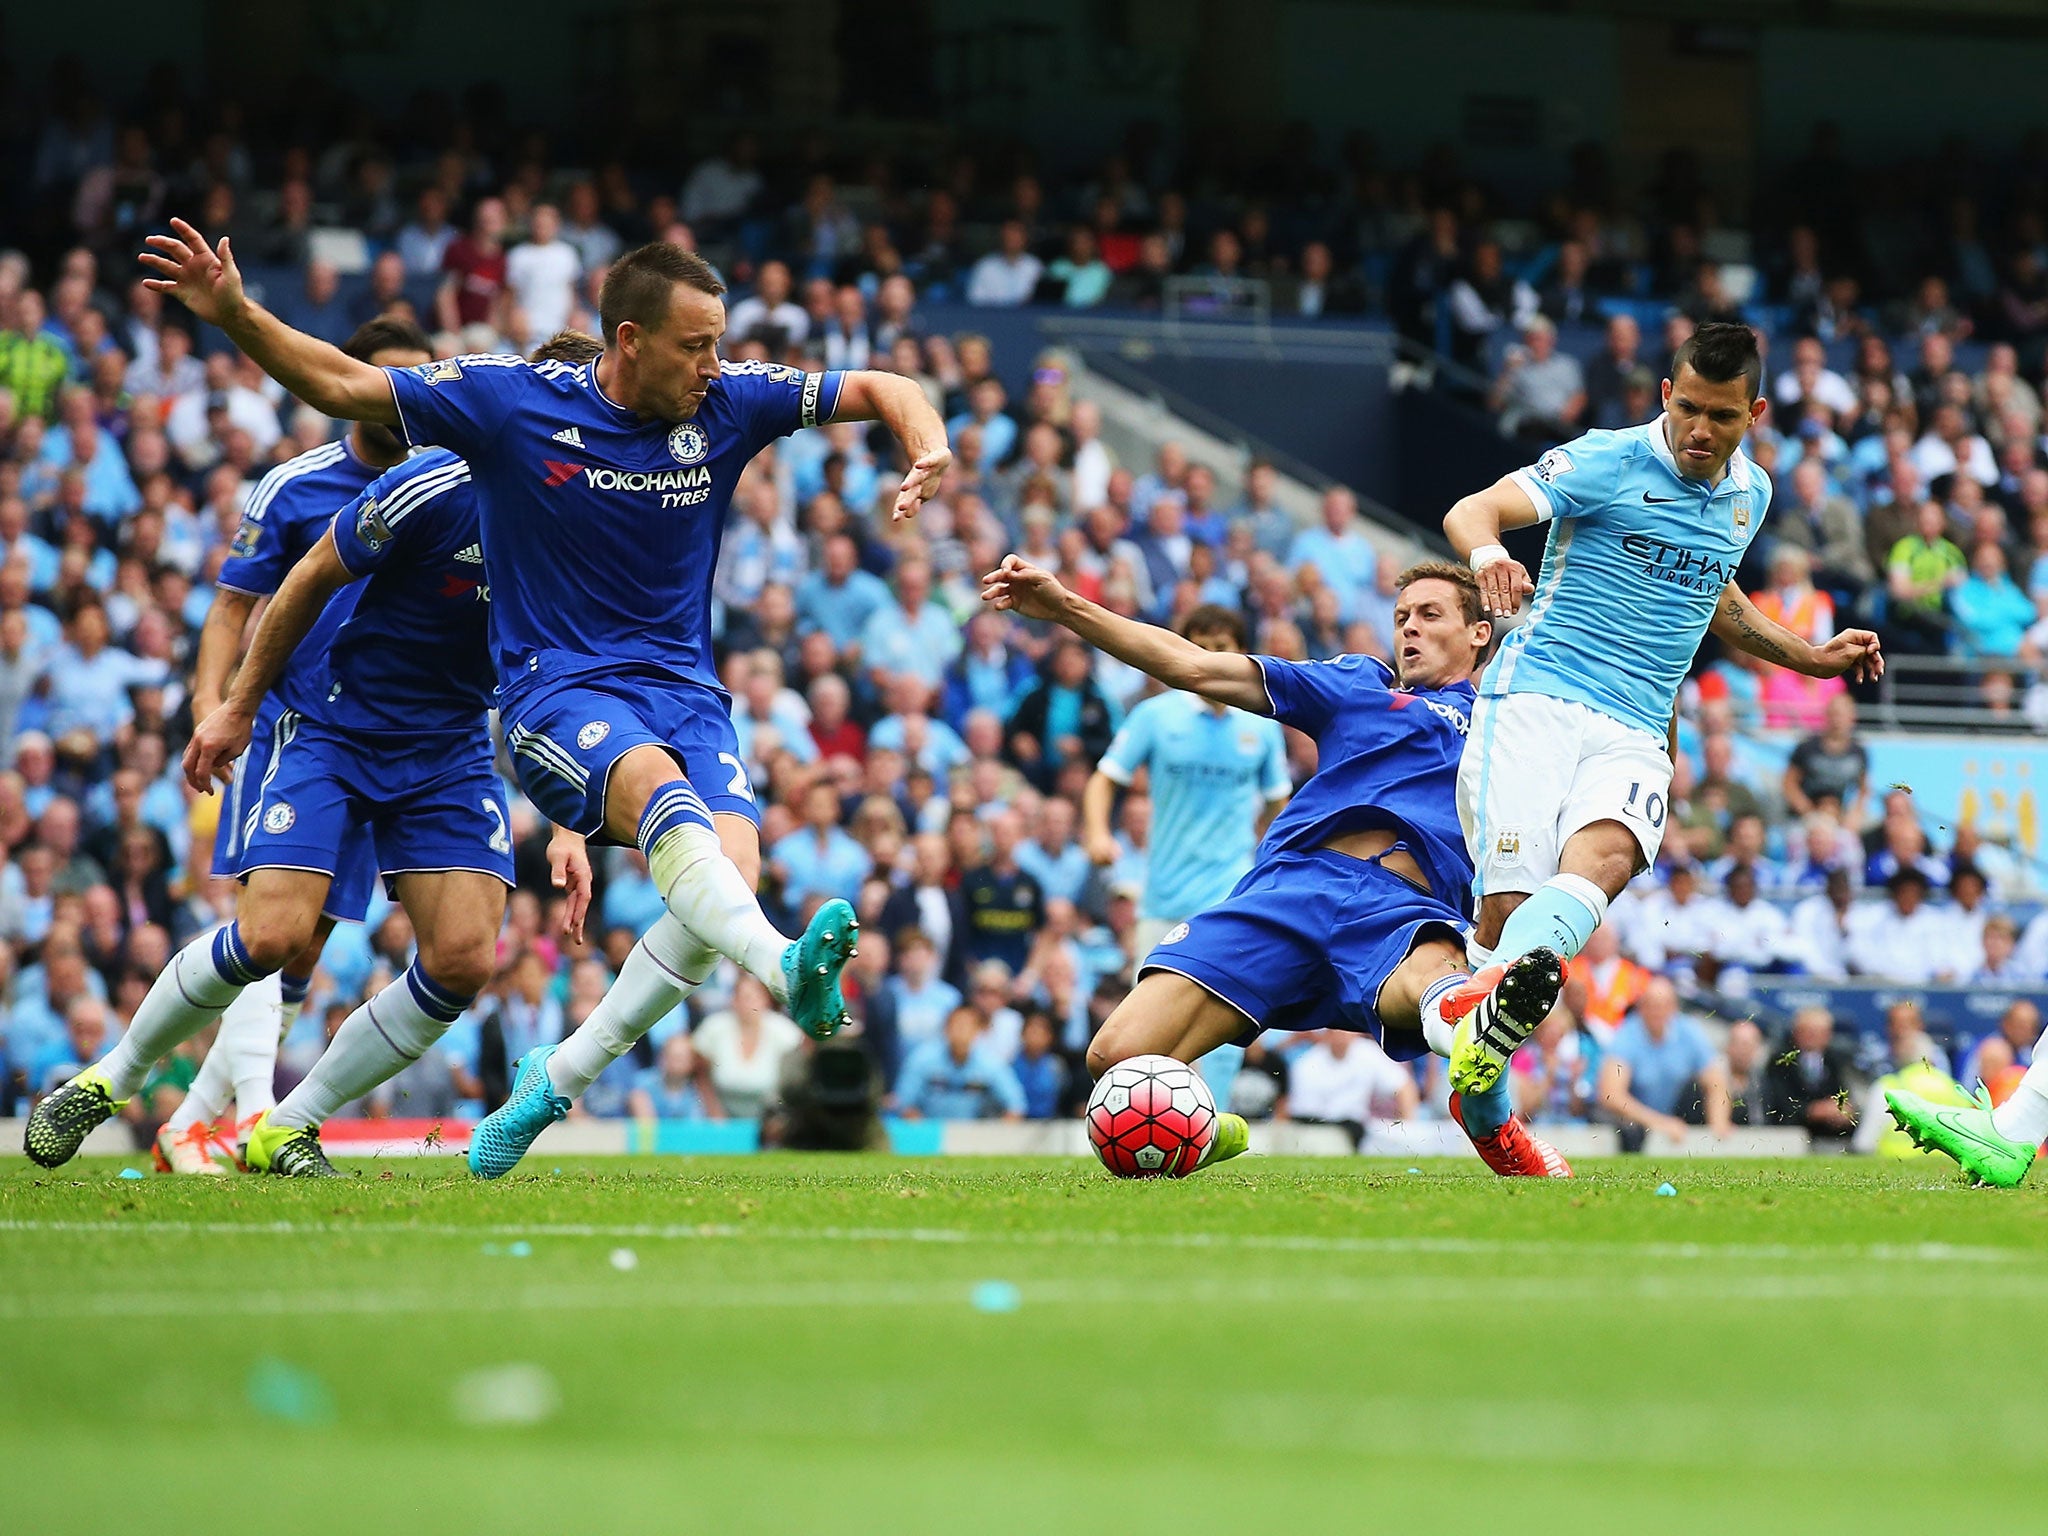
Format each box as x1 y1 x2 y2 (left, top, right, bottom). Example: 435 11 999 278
0 64 2040 1151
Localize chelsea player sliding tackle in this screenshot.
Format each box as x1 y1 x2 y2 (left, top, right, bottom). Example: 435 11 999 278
1439 322 1883 1098
124 217 951 1178
983 555 1573 1177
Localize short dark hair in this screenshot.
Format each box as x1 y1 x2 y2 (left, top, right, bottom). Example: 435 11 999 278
599 243 726 344
1178 603 1247 648
341 316 432 362
1396 560 1484 626
531 329 603 367
1670 321 1763 401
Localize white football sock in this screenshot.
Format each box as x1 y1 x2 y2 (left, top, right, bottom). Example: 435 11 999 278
99 931 261 1099
647 822 791 1003
548 916 718 1100
1991 1058 2048 1146
1465 939 1498 970
164 1036 234 1136
1418 973 1465 1059
222 976 285 1121
270 969 461 1131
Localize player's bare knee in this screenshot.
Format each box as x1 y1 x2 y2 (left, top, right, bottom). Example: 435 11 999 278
416 931 494 998
234 909 319 973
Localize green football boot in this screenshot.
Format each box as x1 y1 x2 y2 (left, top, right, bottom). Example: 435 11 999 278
1198 1113 1251 1169
242 1113 346 1179
23 1066 127 1168
1886 1087 2037 1190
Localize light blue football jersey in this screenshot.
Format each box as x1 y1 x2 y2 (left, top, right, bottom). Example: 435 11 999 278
1491 416 1770 736
1097 690 1291 921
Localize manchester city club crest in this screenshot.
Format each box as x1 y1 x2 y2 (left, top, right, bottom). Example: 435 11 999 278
667 422 709 465
1731 495 1752 532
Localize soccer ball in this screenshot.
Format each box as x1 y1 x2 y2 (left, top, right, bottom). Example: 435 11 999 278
1085 1054 1217 1178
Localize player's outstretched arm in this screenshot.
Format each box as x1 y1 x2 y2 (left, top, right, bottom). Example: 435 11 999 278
1444 475 1543 617
189 586 259 721
1710 582 1885 683
140 217 398 427
981 555 1269 712
183 529 356 791
831 371 951 522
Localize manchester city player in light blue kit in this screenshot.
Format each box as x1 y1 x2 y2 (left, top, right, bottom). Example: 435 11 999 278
1441 323 1883 1096
133 219 950 1179
1084 604 1290 1100
984 555 1574 1178
24 332 609 1174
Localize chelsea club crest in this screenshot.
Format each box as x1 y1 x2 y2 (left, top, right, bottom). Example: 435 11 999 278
667 422 709 465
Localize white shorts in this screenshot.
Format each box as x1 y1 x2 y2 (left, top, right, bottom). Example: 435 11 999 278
1456 693 1670 897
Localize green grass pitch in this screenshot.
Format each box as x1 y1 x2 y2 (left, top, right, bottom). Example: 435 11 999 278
3 1154 2045 1535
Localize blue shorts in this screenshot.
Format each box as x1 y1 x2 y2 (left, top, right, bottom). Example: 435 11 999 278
215 699 379 922
1139 847 1467 1060
238 712 515 896
502 669 759 841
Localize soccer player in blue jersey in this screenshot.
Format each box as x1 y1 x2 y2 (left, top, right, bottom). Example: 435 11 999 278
68 317 429 1174
1083 604 1290 1101
1440 323 1884 1098
983 555 1573 1178
23 332 606 1175
135 219 950 1178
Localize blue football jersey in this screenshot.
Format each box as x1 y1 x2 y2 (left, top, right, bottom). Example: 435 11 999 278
385 354 844 705
321 450 496 736
218 437 383 718
1253 654 1477 917
1494 417 1770 737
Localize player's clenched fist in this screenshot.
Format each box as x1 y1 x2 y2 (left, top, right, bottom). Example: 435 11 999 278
980 554 1069 621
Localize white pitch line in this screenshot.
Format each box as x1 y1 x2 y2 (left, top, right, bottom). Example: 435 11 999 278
3 1269 2045 1323
0 1217 2031 1269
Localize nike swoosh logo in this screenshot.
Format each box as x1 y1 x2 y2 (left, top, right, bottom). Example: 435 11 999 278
1644 494 1682 503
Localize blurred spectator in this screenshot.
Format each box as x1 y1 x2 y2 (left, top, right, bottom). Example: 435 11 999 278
1885 499 1966 655
895 1005 1023 1119
1287 486 1376 623
1846 867 1951 980
966 220 1043 308
1584 313 1644 430
505 203 582 347
630 1034 707 1121
885 928 962 1053
1951 542 2032 658
1773 457 1876 594
1762 1007 1858 1141
1011 1011 1069 1118
1286 1030 1419 1148
692 974 805 1119
1722 1018 1767 1125
1598 977 1732 1148
1783 693 1870 829
437 196 509 333
1491 316 1585 441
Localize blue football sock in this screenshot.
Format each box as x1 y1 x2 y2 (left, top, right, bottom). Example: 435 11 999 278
1459 1077 1514 1139
1494 874 1607 966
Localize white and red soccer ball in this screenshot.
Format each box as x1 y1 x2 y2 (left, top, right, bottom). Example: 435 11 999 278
1086 1054 1217 1178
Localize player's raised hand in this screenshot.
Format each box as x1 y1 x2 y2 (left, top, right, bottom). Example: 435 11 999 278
1475 554 1535 619
893 447 952 522
1811 628 1885 684
139 218 247 328
183 701 255 793
549 827 593 946
980 554 1068 622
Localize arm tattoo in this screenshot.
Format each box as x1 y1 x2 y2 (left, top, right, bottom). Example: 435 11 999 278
1728 597 1799 667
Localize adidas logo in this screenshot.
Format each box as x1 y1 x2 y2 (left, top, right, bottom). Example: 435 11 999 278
454 543 484 564
550 427 584 448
